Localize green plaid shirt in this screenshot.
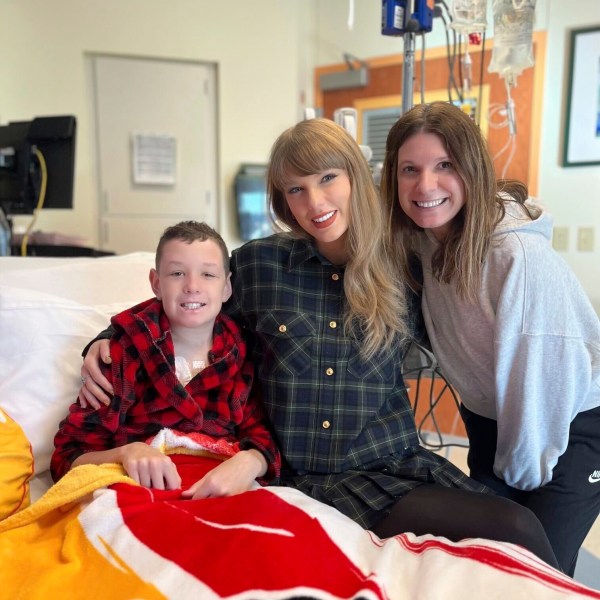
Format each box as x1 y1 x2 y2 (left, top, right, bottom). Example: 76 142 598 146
226 235 487 528
226 233 419 473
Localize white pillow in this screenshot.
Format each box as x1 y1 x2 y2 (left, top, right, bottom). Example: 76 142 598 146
1 252 155 306
0 253 155 478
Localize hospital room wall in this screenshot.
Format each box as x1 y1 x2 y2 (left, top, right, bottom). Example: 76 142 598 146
2 1 599 312
0 0 316 252
311 0 600 312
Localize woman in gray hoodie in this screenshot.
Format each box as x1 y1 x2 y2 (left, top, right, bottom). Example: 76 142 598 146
381 100 600 576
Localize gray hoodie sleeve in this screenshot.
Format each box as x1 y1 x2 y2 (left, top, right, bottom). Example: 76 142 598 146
490 227 600 489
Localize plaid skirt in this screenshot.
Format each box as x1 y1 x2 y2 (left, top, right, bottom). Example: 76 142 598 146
277 447 491 530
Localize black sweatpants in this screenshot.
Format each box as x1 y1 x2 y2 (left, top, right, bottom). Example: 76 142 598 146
460 403 600 576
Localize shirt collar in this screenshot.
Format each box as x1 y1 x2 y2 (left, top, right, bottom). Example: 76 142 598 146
287 237 339 271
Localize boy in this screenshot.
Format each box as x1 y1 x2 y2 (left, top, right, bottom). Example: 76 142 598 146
51 221 280 498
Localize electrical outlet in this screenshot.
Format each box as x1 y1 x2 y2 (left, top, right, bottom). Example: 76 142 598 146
577 227 595 252
552 226 569 252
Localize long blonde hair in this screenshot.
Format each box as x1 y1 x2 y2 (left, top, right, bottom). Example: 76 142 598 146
268 118 410 358
381 101 528 300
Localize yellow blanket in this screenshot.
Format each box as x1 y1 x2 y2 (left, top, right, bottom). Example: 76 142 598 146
0 464 164 600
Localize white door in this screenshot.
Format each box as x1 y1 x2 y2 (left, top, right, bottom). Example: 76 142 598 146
90 54 218 254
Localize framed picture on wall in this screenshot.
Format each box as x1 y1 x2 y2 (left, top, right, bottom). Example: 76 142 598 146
563 26 600 167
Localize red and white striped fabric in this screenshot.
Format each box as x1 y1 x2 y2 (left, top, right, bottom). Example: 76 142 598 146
1 429 599 600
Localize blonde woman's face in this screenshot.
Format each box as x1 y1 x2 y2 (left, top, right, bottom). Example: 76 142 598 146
396 132 465 241
283 168 351 263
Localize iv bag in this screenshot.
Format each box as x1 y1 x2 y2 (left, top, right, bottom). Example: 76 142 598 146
488 0 536 82
450 0 488 34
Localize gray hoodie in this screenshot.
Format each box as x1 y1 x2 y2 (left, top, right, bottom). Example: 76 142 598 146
418 199 600 490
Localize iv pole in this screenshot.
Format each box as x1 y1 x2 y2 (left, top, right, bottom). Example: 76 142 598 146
381 0 432 114
375 0 433 186
402 27 417 114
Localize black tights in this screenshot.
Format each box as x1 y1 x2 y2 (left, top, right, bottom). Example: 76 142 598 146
372 484 560 571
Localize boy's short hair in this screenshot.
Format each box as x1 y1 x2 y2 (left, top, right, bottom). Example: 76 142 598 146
155 221 230 273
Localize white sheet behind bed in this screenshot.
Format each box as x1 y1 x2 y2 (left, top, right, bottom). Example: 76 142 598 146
0 253 155 491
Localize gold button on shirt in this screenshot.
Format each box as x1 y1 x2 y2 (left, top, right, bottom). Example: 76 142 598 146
322 420 331 429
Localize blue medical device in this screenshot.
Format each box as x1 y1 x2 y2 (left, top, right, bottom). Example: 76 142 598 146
381 0 435 113
381 0 434 36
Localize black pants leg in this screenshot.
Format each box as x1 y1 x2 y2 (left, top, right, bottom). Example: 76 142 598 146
372 483 559 569
459 403 600 577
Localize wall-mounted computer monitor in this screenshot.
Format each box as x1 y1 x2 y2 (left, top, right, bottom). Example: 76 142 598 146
234 163 274 241
0 115 76 217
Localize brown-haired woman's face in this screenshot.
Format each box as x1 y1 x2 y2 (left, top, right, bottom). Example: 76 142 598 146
396 132 465 241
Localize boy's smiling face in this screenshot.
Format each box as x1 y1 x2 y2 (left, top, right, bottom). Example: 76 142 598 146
150 238 231 333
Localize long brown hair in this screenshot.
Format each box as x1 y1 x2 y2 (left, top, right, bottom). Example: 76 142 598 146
268 118 410 358
381 101 527 300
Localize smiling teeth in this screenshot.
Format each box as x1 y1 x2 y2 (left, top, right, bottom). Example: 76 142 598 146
182 303 204 309
314 211 335 223
416 198 446 208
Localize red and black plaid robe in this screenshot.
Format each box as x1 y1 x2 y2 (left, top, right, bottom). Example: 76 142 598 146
51 298 280 482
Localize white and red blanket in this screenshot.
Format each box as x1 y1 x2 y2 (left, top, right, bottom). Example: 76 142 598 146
1 427 600 600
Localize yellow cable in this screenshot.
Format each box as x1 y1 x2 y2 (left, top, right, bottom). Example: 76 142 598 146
20 147 47 256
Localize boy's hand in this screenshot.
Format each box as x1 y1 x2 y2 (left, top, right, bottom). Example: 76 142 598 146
181 449 266 499
120 442 182 490
79 339 113 409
